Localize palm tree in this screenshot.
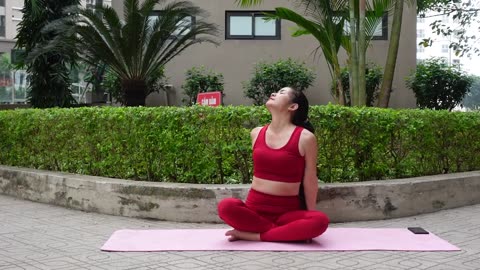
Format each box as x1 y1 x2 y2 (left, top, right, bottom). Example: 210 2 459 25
337 0 414 108
348 0 395 106
272 2 349 105
236 0 392 106
46 0 218 106
238 0 349 104
16 0 80 108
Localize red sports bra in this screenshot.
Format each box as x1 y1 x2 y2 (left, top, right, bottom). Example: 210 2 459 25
253 125 305 183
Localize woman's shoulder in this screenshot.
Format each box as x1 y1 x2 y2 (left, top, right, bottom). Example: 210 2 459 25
299 128 316 143
250 126 264 138
298 128 317 156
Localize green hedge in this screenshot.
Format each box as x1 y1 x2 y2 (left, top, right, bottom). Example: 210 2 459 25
1 106 479 184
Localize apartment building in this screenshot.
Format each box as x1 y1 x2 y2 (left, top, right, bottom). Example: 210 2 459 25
0 0 22 53
416 14 462 66
417 12 480 76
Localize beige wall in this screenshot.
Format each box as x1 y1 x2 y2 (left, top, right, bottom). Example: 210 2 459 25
113 0 417 108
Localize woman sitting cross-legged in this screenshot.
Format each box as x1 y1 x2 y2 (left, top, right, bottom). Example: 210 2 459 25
217 86 329 242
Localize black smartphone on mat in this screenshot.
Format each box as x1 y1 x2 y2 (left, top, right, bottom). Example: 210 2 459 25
408 227 429 234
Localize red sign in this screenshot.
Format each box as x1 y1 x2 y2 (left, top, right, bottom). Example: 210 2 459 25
0 78 12 87
197 91 222 107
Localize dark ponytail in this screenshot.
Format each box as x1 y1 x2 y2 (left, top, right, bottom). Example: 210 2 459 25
289 86 315 133
301 121 315 134
288 86 314 210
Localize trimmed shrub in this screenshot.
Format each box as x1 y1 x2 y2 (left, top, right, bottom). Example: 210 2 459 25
243 58 316 105
182 66 224 106
407 58 473 111
1 106 479 183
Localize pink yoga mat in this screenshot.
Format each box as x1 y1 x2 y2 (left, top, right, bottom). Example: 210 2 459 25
101 228 460 252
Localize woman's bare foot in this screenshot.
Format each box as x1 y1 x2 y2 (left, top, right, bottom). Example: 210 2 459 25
225 229 261 242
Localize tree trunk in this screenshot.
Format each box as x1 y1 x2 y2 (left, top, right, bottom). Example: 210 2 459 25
334 67 346 105
377 0 404 108
123 79 147 106
358 0 366 106
330 47 346 105
349 0 359 106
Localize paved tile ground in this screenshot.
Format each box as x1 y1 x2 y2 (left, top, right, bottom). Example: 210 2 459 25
0 195 479 270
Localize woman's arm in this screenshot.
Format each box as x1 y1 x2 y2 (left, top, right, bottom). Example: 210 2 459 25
301 131 319 211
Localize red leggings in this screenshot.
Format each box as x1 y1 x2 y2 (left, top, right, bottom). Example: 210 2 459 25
217 189 329 242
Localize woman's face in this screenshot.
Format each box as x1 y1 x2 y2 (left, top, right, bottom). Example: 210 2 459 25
266 87 295 110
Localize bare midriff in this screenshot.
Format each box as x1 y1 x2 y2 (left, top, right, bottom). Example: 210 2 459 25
251 176 301 196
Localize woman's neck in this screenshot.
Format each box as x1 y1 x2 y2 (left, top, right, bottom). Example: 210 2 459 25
269 113 294 132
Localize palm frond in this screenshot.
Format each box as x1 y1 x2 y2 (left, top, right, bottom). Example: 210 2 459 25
273 7 340 70
290 26 311 37
341 34 351 55
364 16 383 49
77 8 130 77
366 0 396 16
141 1 217 76
140 0 162 16
146 20 219 76
79 0 216 82
234 0 264 7
28 0 44 18
297 0 349 19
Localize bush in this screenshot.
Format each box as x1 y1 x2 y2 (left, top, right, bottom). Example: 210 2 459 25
243 58 316 105
333 64 383 106
406 58 473 111
1 106 479 184
182 66 224 106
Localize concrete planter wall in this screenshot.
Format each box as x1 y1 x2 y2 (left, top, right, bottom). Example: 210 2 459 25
1 165 479 223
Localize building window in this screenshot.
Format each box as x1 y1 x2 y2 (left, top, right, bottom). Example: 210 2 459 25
371 13 389 40
149 11 195 39
86 0 111 9
0 0 5 37
452 59 460 65
418 17 425 23
417 29 425 38
226 11 281 40
86 0 103 10
343 12 388 40
417 45 425 53
441 44 449 53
